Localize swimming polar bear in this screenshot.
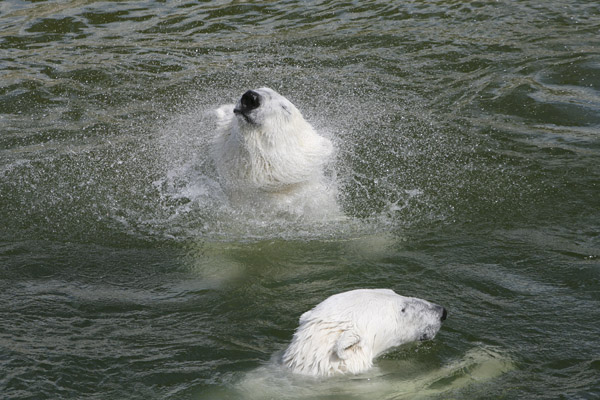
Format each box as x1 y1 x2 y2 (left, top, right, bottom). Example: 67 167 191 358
283 289 447 377
212 87 340 218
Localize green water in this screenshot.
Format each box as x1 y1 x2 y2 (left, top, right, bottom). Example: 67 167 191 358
1 1 599 398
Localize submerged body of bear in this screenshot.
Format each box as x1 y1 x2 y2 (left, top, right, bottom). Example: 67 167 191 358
212 88 339 218
283 289 447 377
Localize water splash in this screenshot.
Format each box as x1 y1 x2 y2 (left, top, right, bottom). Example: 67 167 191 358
222 346 514 400
129 82 477 243
0 78 508 245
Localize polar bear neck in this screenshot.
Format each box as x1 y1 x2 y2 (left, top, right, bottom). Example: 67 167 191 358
232 116 332 189
282 320 374 377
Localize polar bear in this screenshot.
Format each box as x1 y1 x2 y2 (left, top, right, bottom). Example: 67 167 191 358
212 87 339 217
283 289 447 377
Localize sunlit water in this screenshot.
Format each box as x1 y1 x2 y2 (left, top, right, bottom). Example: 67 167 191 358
1 1 599 399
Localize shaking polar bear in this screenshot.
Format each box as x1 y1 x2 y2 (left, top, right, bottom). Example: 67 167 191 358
283 289 447 377
212 88 339 217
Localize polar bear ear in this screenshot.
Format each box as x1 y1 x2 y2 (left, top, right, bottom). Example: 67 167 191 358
280 103 292 115
335 329 362 360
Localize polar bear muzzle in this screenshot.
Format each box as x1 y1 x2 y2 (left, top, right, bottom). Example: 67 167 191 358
234 90 261 124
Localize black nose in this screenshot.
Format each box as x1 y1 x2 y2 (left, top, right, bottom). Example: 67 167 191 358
240 90 260 111
441 307 448 322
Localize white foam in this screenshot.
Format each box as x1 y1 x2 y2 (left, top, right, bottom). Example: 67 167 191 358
221 346 514 400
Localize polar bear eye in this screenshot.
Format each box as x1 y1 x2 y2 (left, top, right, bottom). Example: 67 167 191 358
401 307 406 313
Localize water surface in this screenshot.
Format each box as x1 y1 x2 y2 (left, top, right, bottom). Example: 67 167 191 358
1 1 599 399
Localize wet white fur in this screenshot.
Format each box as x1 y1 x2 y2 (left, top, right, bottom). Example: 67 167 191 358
283 289 445 377
212 88 338 217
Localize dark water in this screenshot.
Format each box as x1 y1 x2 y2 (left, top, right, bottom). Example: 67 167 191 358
1 1 599 398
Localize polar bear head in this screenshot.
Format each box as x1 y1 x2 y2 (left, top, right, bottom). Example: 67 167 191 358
233 87 303 129
213 87 335 196
282 289 447 377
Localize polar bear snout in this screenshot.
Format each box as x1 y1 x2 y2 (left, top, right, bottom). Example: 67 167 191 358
440 306 448 322
416 303 446 341
234 90 261 122
241 90 261 110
